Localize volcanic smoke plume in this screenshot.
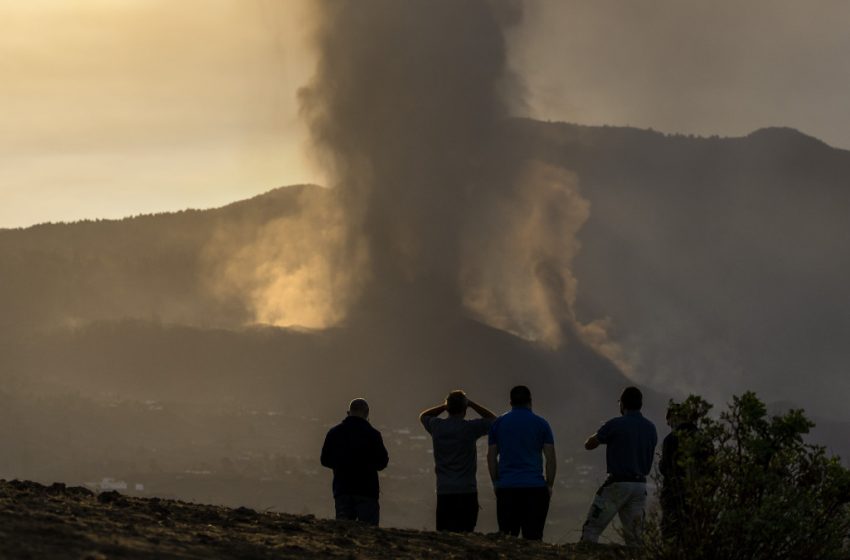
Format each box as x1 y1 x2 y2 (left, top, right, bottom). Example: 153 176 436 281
212 0 617 355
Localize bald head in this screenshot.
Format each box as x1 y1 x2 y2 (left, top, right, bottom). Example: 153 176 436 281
348 398 370 419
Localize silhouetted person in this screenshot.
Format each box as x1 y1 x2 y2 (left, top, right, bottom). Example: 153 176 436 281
659 403 702 542
581 386 657 546
420 390 496 532
487 385 557 540
320 398 389 526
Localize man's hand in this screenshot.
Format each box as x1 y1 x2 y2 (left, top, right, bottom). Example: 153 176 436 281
584 433 600 450
487 444 499 486
543 443 556 495
419 403 448 431
467 398 497 419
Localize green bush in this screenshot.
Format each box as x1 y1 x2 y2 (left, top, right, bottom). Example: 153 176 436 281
642 392 850 560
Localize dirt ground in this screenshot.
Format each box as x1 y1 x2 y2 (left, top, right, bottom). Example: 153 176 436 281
0 479 626 559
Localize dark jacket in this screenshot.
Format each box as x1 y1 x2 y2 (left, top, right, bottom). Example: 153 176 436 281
659 422 698 482
320 416 389 499
660 421 710 509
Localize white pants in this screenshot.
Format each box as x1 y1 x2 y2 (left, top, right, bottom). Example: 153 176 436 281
580 481 647 546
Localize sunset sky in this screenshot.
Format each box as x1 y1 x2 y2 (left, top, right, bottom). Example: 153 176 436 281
2 0 849 228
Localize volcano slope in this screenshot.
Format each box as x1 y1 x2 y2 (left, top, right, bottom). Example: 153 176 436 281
0 479 621 560
1 312 640 537
0 175 647 534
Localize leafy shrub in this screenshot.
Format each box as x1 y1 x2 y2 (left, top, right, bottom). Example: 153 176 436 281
642 392 850 560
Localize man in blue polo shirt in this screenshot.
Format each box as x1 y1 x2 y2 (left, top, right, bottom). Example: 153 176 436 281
487 385 557 540
580 386 657 546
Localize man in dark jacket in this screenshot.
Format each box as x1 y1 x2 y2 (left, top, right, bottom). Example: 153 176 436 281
320 398 389 525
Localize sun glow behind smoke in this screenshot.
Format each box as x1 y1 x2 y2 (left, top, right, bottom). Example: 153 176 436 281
203 187 368 330
0 0 318 228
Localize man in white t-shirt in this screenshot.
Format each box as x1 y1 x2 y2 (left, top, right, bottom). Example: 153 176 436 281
420 390 496 532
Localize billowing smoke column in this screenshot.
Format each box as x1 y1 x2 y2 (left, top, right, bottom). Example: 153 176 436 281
299 0 524 314
212 0 619 357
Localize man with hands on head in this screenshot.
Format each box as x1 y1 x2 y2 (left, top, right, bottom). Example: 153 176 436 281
420 390 496 532
487 385 557 541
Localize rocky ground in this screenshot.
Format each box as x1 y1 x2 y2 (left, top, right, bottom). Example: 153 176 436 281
0 479 626 559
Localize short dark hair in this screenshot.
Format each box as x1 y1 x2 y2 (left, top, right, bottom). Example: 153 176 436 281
349 398 369 414
666 401 681 421
510 385 532 407
620 386 643 410
667 401 699 424
446 390 468 415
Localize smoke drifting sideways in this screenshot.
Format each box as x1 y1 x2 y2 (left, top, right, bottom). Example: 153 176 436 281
207 0 623 361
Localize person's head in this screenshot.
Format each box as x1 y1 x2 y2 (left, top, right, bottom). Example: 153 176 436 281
445 390 469 417
347 398 370 419
619 386 643 413
666 402 682 428
510 385 532 408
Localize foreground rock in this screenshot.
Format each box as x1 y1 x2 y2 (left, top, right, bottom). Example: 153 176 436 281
0 480 621 559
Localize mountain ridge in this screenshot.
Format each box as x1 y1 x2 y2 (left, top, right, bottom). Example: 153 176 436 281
3 120 845 233
3 117 849 534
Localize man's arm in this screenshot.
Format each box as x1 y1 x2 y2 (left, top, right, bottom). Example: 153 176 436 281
543 443 557 493
584 433 600 450
320 430 337 469
487 444 499 485
467 398 496 419
419 403 447 431
373 432 389 471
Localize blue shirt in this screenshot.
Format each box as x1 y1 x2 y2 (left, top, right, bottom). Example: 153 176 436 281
488 407 555 488
596 410 657 477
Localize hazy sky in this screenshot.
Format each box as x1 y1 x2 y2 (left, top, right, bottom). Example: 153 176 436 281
2 0 849 228
0 0 316 228
515 0 850 142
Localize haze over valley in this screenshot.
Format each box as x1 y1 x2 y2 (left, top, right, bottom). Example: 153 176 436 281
3 120 850 536
2 0 849 542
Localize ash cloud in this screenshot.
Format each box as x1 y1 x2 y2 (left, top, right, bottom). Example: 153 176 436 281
461 163 585 344
297 0 523 313
203 0 620 364
227 0 607 355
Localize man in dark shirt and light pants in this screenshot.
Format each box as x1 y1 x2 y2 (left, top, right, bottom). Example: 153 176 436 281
487 385 557 540
420 390 496 532
581 386 657 546
320 398 389 526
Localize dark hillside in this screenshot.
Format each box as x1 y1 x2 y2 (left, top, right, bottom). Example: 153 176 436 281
0 185 315 329
5 123 848 417
508 120 850 417
2 119 849 537
0 154 645 534
0 479 620 559
0 314 636 536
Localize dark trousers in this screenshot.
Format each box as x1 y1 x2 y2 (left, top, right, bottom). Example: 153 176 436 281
334 494 379 526
496 486 550 540
660 487 685 541
436 492 479 532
